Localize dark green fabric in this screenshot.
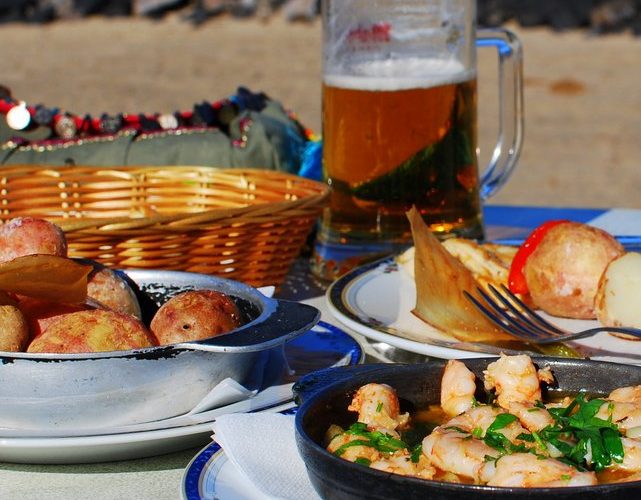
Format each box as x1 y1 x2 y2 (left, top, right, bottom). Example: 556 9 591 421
0 98 307 174
2 131 135 166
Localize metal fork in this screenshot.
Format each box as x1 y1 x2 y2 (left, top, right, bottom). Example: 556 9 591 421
464 284 641 344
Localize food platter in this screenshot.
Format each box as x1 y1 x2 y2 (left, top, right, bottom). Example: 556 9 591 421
0 322 362 464
327 256 641 364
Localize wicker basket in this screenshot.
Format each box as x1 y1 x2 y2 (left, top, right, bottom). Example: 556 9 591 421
0 165 330 287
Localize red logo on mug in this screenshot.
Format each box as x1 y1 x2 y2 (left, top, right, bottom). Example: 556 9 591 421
347 23 391 44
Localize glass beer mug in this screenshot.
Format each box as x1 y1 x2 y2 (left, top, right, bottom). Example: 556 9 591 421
312 0 523 280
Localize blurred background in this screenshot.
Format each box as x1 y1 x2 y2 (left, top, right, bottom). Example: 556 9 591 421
1 0 641 208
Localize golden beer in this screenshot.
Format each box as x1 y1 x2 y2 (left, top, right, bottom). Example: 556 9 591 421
313 72 483 279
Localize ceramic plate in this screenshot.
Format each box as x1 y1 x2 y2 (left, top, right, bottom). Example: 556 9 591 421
327 256 641 364
0 322 362 464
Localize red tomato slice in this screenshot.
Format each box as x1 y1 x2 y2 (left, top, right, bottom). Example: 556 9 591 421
507 220 569 295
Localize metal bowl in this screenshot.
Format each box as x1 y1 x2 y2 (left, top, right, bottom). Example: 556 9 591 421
294 358 641 499
0 269 319 432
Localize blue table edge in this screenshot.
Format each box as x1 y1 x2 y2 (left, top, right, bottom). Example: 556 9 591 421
484 204 605 229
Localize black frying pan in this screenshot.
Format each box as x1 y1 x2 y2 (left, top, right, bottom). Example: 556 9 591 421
294 358 641 499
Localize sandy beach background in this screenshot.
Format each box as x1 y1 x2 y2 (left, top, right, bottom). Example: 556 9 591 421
1 15 640 209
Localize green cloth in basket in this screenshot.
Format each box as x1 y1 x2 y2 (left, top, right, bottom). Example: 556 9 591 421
0 88 318 178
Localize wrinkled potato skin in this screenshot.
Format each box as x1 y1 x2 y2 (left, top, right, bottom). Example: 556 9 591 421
0 217 67 263
16 296 89 339
0 304 29 351
27 310 157 354
87 266 142 319
524 222 625 319
151 290 241 346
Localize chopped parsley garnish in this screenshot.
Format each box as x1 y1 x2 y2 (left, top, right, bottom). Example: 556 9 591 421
471 394 627 472
483 413 542 457
333 439 376 457
531 431 547 451
376 402 383 413
355 457 371 466
334 391 625 475
410 444 422 463
346 422 369 434
333 422 409 457
534 392 624 471
486 413 519 433
445 426 469 434
516 432 535 442
483 413 524 453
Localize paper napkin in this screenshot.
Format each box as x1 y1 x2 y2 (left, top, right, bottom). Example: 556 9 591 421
212 413 321 500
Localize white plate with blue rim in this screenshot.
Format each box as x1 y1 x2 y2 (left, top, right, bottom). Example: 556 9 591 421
0 321 362 465
182 406 300 500
181 321 361 500
325 249 641 365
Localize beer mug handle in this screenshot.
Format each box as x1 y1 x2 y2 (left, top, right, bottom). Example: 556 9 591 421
476 29 524 200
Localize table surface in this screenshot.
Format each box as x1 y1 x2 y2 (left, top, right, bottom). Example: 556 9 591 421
2 204 640 500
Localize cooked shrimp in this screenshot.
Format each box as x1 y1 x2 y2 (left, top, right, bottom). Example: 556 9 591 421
605 471 641 483
441 359 477 417
609 385 641 404
479 453 597 487
422 425 500 482
545 396 573 409
483 354 553 408
596 400 641 435
507 401 555 432
614 438 641 472
370 451 436 479
348 383 409 435
604 386 641 435
446 405 528 442
422 406 529 481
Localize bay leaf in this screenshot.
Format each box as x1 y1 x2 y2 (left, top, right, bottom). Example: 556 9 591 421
0 254 91 304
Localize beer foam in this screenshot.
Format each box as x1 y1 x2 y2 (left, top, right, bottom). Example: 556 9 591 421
324 57 475 91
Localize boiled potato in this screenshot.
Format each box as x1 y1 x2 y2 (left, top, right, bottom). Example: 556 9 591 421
0 291 29 352
27 309 156 353
150 290 242 346
0 217 67 263
524 222 624 319
87 265 142 319
16 296 89 339
595 252 641 333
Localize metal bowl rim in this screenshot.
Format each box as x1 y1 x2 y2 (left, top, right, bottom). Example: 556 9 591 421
0 268 278 361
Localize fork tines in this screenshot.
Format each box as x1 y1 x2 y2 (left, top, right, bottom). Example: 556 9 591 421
465 284 566 341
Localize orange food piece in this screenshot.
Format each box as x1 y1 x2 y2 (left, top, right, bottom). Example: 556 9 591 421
507 220 568 295
27 309 156 353
151 290 241 346
0 217 67 262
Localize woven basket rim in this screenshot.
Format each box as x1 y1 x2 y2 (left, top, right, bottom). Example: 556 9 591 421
0 165 330 233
